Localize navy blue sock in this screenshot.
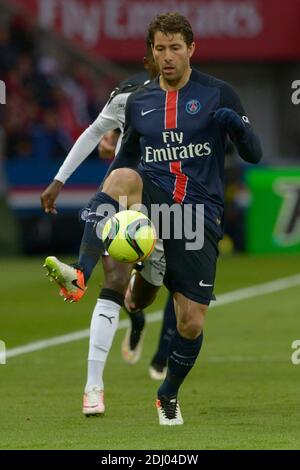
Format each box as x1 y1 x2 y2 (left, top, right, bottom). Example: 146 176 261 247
151 294 176 367
78 192 122 282
158 329 203 398
125 308 145 350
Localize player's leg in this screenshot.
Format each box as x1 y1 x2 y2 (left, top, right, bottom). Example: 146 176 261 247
121 239 165 365
121 270 159 364
44 168 143 301
125 270 160 311
83 167 143 281
156 223 219 425
83 256 131 416
82 169 143 414
149 293 176 380
156 293 206 425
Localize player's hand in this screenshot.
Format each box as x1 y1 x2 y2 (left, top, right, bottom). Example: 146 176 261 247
40 180 63 214
98 130 119 159
212 107 247 140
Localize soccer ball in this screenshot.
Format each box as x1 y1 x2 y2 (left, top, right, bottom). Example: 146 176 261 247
102 210 156 263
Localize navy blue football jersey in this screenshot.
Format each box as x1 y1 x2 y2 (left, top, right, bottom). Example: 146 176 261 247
115 68 258 237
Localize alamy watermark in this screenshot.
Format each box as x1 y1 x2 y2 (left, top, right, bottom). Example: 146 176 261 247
0 80 6 104
291 340 300 365
81 198 208 250
291 80 300 105
0 340 6 364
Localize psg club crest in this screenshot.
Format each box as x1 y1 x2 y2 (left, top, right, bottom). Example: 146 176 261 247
186 99 201 115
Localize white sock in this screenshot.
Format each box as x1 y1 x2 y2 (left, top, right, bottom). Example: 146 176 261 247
85 298 121 393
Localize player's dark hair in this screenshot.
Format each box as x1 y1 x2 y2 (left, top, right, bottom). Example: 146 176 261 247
145 34 152 56
148 12 194 47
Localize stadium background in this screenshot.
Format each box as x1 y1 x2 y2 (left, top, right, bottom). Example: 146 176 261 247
0 0 299 450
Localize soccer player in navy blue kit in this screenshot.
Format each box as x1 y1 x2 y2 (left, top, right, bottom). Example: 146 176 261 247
100 12 262 425
46 13 262 424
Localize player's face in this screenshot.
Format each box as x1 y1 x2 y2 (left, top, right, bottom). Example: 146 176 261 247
152 31 195 86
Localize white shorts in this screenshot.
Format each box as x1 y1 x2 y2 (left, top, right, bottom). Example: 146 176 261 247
103 240 166 287
140 239 165 287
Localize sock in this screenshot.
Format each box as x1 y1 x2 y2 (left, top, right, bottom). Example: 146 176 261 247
124 308 145 350
85 289 124 393
86 360 104 392
78 192 122 282
151 294 176 367
127 309 145 331
158 329 203 398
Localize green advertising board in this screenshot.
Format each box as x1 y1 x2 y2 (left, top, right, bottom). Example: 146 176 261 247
246 168 300 253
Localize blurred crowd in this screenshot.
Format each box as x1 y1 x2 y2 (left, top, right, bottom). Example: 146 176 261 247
0 14 115 162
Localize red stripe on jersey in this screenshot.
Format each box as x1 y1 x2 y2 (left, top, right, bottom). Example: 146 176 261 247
170 161 188 204
164 91 178 129
164 91 187 203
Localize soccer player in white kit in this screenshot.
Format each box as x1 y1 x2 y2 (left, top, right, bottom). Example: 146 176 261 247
41 40 168 416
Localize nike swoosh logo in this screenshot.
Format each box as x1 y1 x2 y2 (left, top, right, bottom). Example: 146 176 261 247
71 279 85 291
199 280 213 287
141 108 156 116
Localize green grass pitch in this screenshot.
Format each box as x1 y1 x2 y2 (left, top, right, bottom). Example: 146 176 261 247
0 254 299 450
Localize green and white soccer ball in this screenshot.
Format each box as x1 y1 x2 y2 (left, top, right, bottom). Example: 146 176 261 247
102 210 156 263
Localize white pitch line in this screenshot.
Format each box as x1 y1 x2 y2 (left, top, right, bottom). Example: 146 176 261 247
5 273 300 360
210 272 300 307
5 313 162 359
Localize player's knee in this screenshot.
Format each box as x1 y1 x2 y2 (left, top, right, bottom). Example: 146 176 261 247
130 274 159 309
177 320 202 339
103 168 141 197
177 305 207 339
131 293 155 310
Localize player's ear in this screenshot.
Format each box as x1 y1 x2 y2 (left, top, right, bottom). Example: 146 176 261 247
143 57 149 70
188 42 195 59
